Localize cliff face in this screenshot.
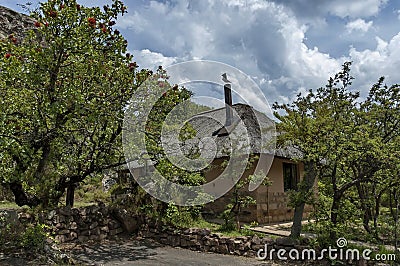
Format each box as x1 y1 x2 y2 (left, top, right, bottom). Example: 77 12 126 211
0 6 34 40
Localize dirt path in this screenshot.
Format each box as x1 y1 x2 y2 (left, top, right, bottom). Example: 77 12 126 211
59 238 318 266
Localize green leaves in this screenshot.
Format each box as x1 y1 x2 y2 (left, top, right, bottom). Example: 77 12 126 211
274 61 400 243
0 0 140 207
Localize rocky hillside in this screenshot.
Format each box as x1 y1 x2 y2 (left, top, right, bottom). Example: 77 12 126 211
0 5 34 40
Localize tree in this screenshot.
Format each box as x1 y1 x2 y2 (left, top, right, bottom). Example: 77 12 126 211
273 62 359 238
354 78 400 239
274 62 400 242
0 0 142 207
141 66 210 217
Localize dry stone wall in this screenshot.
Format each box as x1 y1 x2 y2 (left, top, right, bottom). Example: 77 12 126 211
138 217 296 258
17 203 124 243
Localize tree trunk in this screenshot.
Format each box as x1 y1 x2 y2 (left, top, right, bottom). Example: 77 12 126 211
330 192 341 240
8 182 40 207
356 183 372 234
291 203 306 238
290 161 316 238
66 184 75 207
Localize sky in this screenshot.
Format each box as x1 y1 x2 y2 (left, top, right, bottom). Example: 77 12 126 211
2 0 400 107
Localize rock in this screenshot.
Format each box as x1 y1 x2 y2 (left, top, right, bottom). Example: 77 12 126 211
261 236 274 244
244 250 257 257
235 236 248 242
276 237 298 247
181 238 189 247
89 222 98 230
70 232 78 240
55 235 67 243
56 223 66 229
78 236 89 242
219 236 230 244
167 235 181 247
0 6 34 41
233 249 242 256
109 227 124 236
108 220 121 229
251 234 261 245
18 212 32 223
55 215 66 223
252 244 265 251
69 222 78 230
183 228 194 234
58 206 72 216
100 226 109 233
204 236 219 246
89 235 100 240
198 228 211 236
243 241 251 250
89 228 101 236
57 229 70 235
47 210 57 220
216 244 229 254
111 209 141 233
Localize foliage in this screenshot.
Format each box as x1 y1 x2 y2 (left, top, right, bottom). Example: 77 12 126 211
124 66 211 217
0 211 50 254
20 223 51 251
274 61 400 246
163 203 199 228
0 0 144 207
74 174 112 205
143 66 208 188
219 156 270 230
0 212 25 249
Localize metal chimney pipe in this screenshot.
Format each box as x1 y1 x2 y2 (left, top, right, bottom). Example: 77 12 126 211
224 83 233 126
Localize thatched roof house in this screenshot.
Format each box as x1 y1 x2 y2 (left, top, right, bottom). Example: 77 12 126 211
124 84 311 224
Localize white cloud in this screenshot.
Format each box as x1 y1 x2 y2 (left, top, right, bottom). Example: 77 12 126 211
133 49 178 71
269 0 388 19
345 19 373 33
118 0 346 104
2 0 399 106
327 0 388 18
347 33 400 95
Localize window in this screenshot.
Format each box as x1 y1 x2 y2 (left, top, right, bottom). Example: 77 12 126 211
283 162 298 191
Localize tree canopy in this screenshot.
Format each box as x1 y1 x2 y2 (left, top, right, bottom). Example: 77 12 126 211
0 0 145 207
274 62 400 244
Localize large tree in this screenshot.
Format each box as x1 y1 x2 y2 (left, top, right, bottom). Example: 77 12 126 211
0 0 145 207
273 63 359 238
274 62 400 240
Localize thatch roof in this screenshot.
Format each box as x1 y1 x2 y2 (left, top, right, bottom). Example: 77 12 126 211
161 103 276 161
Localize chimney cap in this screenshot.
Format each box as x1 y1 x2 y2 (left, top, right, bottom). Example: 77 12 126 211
221 73 231 83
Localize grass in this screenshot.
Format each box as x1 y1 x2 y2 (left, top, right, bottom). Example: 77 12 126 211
0 201 21 210
182 218 267 238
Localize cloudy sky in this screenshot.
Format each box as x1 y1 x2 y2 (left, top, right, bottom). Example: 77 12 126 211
3 0 400 106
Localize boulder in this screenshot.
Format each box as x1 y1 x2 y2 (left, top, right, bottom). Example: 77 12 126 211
111 209 142 233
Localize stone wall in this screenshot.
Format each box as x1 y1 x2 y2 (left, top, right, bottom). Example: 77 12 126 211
17 203 124 243
137 217 311 258
139 219 272 257
256 192 313 224
203 190 313 225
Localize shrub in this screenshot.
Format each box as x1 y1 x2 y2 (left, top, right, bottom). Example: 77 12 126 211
20 223 50 251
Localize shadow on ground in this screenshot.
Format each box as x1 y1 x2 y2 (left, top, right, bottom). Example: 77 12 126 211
64 238 165 265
